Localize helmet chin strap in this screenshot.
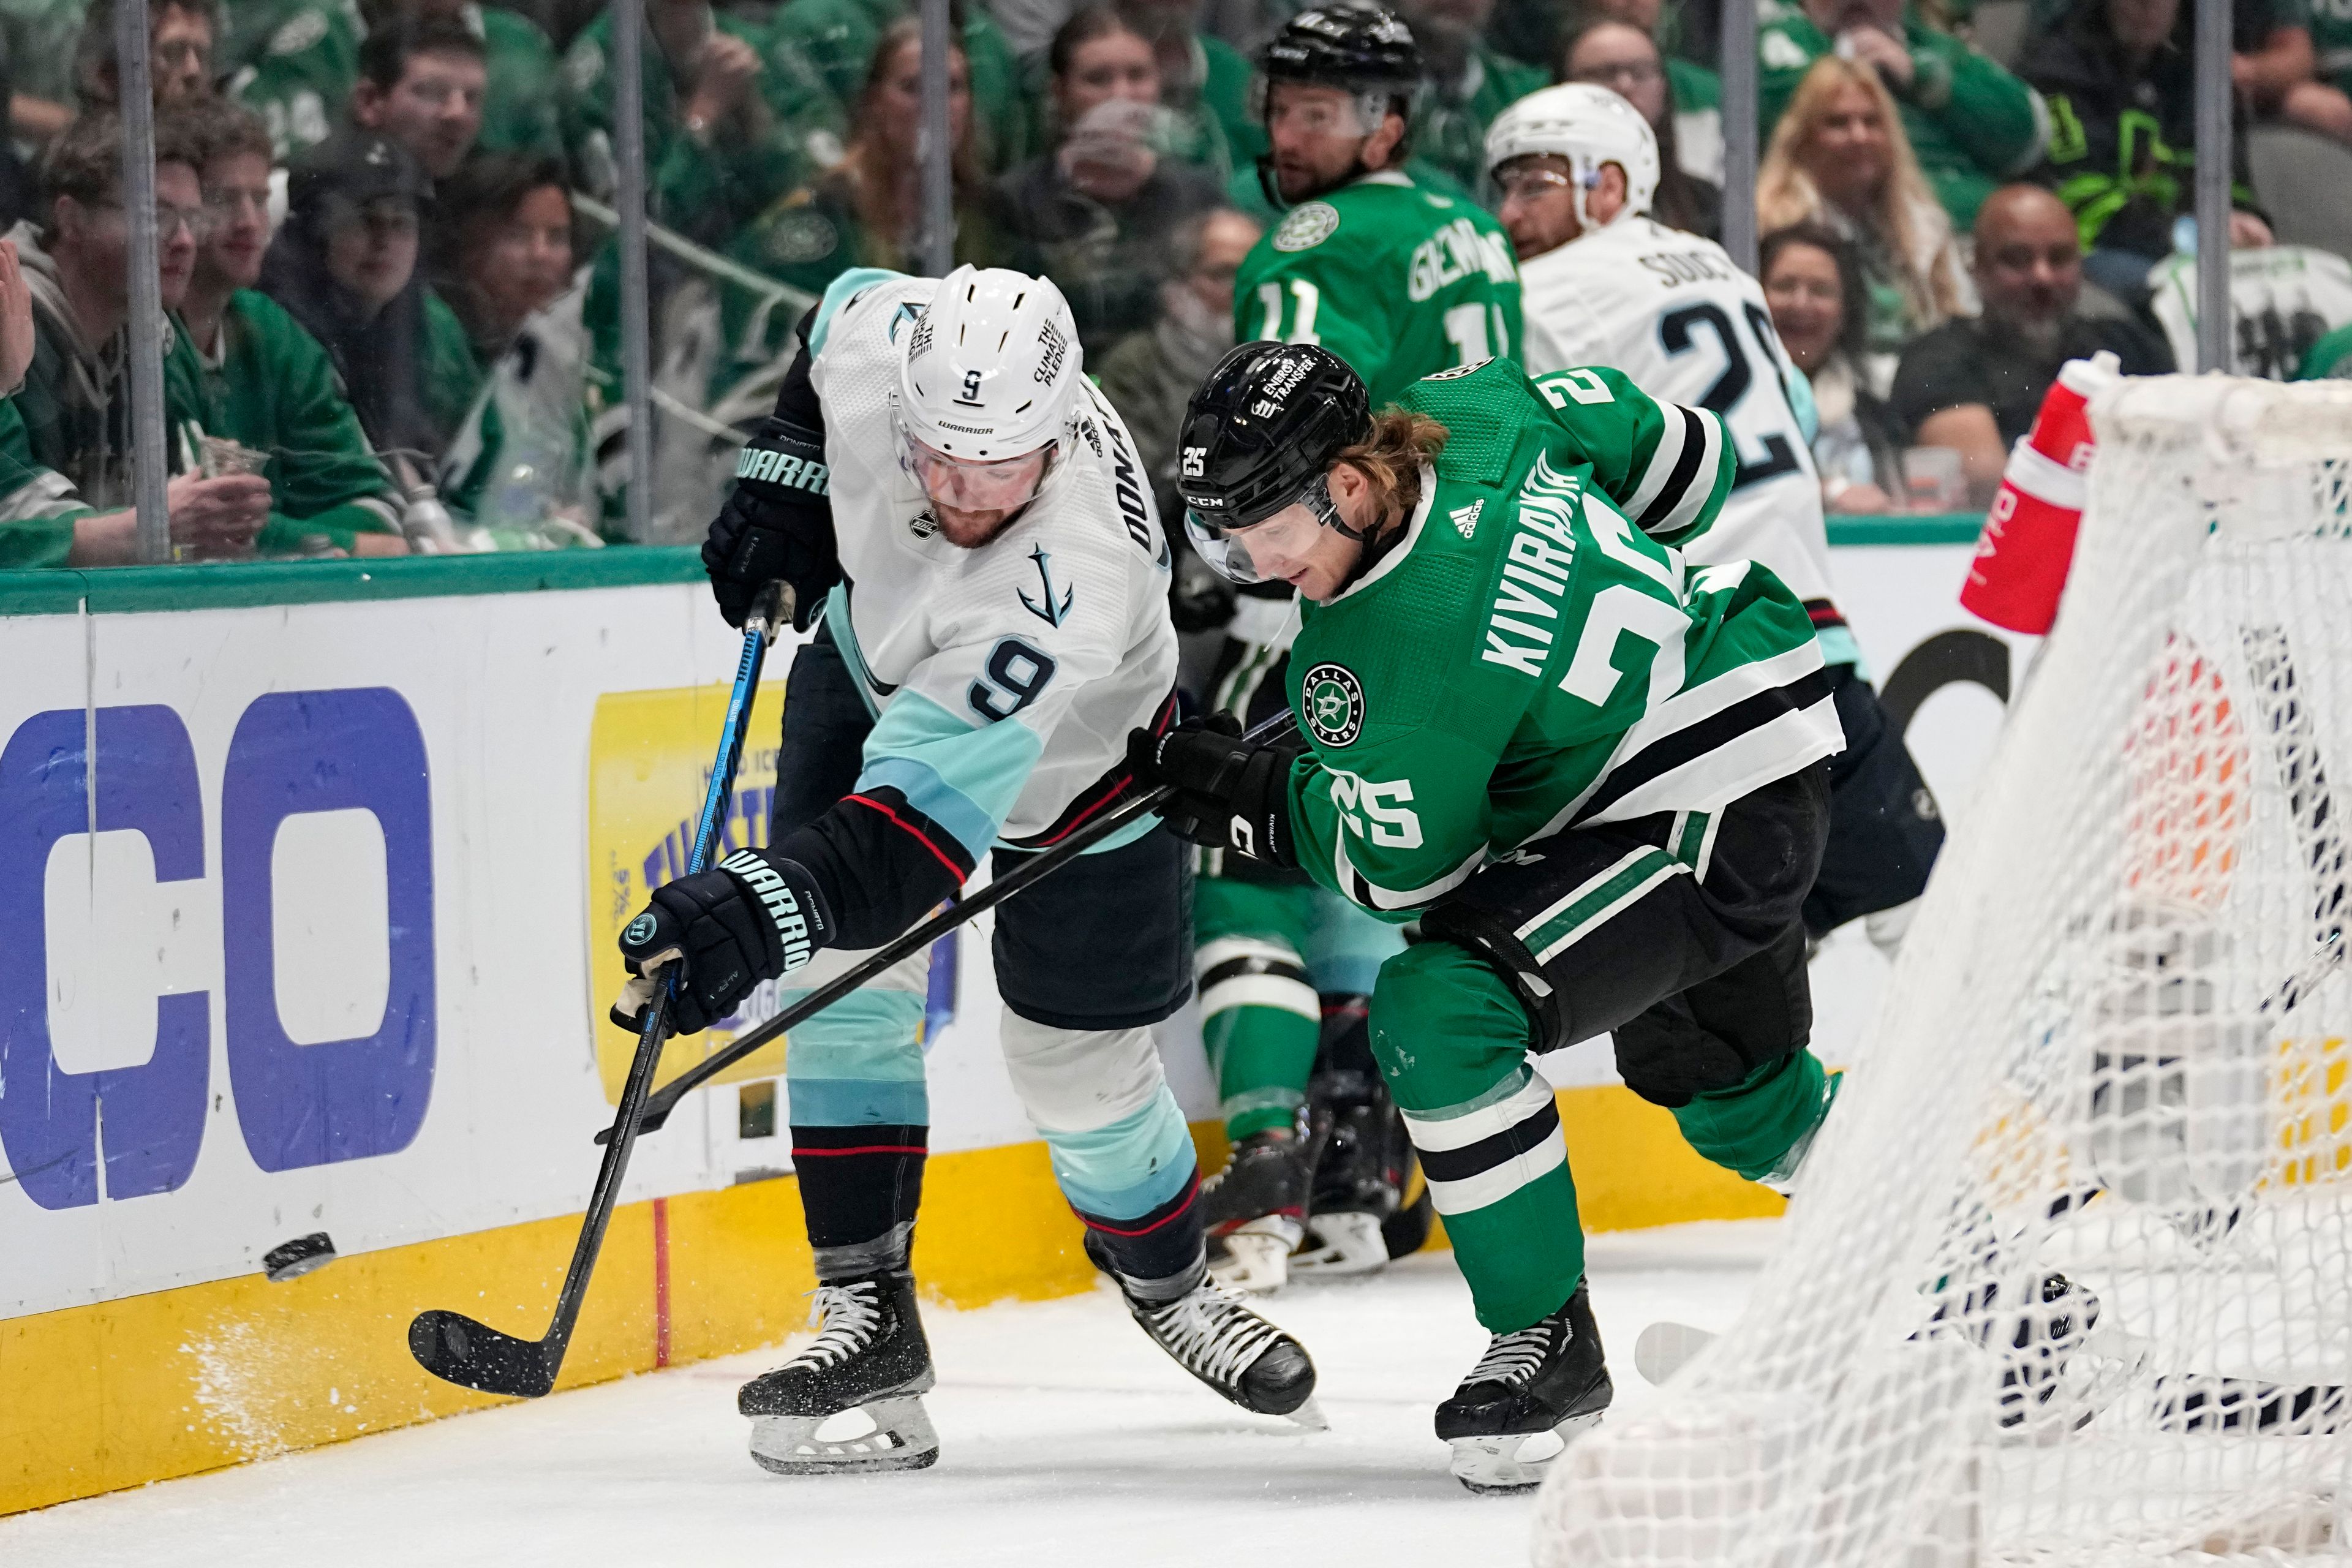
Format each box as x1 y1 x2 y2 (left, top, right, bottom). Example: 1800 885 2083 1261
1306 470 1408 595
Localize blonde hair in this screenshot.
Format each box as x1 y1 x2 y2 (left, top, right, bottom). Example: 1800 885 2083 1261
1336 409 1447 524
1757 56 1969 330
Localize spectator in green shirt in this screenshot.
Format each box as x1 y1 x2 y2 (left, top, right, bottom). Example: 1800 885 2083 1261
563 0 827 251
259 129 479 467
175 97 410 557
1393 0 1548 198
4 110 274 562
73 0 220 110
761 0 1030 172
1117 0 1262 174
1759 0 2046 227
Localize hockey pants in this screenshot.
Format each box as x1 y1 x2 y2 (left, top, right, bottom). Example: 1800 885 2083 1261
1194 875 1406 1138
771 627 1204 1291
1370 766 1835 1333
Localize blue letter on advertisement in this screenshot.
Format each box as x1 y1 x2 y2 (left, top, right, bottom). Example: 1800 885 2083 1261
222 688 436 1170
0 706 209 1209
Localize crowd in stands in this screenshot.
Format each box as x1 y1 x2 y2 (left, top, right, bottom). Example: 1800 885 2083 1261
4 0 2352 567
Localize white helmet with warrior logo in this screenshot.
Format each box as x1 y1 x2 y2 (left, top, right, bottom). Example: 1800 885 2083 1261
1483 83 1659 233
897 266 1084 518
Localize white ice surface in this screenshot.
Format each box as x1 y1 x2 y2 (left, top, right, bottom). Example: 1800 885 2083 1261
0 1221 1776 1568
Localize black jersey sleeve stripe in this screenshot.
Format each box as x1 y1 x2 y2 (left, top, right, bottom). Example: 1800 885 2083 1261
1634 405 1711 535
1576 666 1838 824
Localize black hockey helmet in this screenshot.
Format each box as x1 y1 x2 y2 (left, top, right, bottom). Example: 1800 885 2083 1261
1177 341 1371 584
1259 6 1423 97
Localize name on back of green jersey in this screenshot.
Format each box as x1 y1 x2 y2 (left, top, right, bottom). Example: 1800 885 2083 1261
1481 454 1581 678
1408 218 1518 302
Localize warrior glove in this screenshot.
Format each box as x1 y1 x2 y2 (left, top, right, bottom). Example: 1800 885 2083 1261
613 850 834 1035
704 414 839 631
1126 713 1302 867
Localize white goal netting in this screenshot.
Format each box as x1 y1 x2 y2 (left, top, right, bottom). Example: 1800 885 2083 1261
1536 375 2352 1568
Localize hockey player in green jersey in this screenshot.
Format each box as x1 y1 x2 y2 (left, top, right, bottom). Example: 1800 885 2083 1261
1236 6 1521 404
1190 5 1525 1294
1134 342 1847 1493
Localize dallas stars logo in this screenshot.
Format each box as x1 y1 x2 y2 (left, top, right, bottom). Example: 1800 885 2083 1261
1301 662 1364 747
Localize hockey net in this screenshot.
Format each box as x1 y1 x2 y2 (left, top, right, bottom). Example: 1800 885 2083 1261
1534 374 2352 1568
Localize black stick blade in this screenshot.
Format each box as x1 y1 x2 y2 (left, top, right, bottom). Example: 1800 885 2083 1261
592 1096 672 1147
409 1309 558 1398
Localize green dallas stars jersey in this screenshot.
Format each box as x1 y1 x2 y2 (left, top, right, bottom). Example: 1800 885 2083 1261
1282 357 1844 917
1234 170 1521 407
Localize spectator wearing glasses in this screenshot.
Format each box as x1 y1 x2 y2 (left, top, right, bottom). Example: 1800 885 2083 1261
1556 16 1719 237
1759 0 2045 227
74 0 219 110
172 97 407 557
1001 7 1223 352
260 129 478 466
350 14 488 181
4 110 273 560
1758 55 1972 385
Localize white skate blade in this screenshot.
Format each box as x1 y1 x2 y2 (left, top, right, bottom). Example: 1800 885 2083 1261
1207 1215 1304 1294
1447 1411 1604 1494
1285 1396 1330 1432
748 1395 940 1476
1635 1321 1717 1386
1291 1211 1389 1278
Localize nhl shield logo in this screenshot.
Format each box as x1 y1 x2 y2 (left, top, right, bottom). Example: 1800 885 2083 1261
1302 662 1365 747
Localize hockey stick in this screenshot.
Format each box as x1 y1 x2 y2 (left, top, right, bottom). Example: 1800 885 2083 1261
598 706 1302 1145
409 583 793 1399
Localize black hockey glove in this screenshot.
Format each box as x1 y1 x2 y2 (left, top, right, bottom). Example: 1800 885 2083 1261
1126 712 1301 867
612 850 835 1036
704 414 839 631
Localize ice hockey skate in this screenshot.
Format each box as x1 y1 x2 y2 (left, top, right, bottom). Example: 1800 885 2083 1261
1090 1235 1320 1421
1295 1068 1415 1278
1438 1280 1613 1494
1202 1125 1314 1294
739 1272 940 1475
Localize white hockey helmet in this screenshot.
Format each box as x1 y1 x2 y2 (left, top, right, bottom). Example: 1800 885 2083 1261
1483 82 1659 230
897 265 1082 462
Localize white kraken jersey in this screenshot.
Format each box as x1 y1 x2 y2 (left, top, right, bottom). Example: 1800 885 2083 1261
1518 217 1836 614
806 270 1178 856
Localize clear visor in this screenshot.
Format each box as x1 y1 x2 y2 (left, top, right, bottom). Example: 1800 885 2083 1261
1184 492 1331 585
900 429 1055 514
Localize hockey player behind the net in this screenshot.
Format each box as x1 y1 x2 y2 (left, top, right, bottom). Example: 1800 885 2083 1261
1133 342 1847 1492
1491 83 1943 969
609 266 1316 1477
1193 2 1525 1293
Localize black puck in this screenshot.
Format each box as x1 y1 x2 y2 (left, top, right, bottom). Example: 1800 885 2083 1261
262 1232 337 1282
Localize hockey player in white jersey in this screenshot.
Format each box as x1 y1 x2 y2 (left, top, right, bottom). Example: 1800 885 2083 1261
611 265 1317 1476
1490 84 1943 960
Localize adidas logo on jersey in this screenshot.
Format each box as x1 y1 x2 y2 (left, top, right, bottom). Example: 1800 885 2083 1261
1450 500 1483 538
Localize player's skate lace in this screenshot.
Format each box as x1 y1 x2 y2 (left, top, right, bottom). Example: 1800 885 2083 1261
788 1280 885 1372
1140 1284 1283 1385
1466 1321 1554 1386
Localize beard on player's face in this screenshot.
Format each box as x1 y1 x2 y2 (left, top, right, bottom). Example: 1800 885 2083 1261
937 505 1024 548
